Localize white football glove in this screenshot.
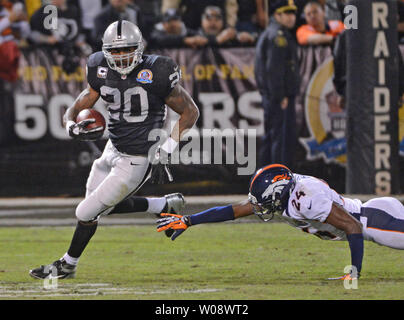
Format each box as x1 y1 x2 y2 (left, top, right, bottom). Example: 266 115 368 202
66 119 104 141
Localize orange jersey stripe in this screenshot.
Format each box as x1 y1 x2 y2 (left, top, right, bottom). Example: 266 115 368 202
367 227 404 234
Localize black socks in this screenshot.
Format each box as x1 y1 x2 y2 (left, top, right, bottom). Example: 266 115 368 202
67 220 98 259
109 197 149 214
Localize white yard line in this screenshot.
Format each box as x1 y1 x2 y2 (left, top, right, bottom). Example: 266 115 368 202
0 283 223 298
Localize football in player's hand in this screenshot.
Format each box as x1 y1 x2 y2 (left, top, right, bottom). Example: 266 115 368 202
75 109 106 139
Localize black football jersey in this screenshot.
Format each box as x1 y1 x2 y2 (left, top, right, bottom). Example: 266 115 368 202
86 52 181 155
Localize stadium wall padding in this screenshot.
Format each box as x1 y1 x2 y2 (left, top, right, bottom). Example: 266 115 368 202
346 0 400 194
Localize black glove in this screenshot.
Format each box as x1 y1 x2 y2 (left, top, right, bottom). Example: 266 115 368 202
150 147 173 184
68 119 104 141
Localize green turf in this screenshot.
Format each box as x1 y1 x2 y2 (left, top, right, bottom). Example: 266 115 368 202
1 223 404 300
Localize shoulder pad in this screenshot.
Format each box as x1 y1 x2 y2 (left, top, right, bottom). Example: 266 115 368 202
142 55 159 68
87 51 105 68
139 55 179 98
144 55 176 71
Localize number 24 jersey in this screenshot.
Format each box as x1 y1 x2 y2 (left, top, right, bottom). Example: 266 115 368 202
281 174 363 240
86 51 181 155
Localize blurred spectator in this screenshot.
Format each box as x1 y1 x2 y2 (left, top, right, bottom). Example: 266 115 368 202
162 0 237 31
199 5 255 47
334 30 404 110
93 0 142 51
149 8 207 49
24 0 42 20
0 0 30 146
30 0 84 46
0 1 29 82
398 0 404 43
293 0 310 29
69 0 107 51
255 0 300 168
30 0 90 73
296 1 344 46
236 0 268 33
332 30 346 109
317 0 346 21
8 2 30 45
134 0 163 41
255 0 269 30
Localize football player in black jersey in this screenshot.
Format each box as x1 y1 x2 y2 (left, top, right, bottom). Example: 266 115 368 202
29 20 199 280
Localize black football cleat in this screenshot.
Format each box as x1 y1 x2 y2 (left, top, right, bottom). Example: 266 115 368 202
29 258 76 280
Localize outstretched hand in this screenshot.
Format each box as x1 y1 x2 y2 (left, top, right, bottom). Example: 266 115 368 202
157 213 191 240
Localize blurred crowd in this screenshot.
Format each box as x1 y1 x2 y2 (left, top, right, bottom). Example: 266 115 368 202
0 0 357 83
0 0 402 74
0 0 401 69
0 0 360 54
0 0 359 77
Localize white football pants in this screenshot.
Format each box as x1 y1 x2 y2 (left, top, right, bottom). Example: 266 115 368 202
75 140 151 222
360 197 404 249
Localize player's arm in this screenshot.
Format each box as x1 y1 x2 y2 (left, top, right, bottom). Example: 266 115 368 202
63 84 100 125
325 203 362 235
233 200 255 218
149 83 199 184
157 199 254 240
325 203 363 278
63 84 101 139
163 83 200 148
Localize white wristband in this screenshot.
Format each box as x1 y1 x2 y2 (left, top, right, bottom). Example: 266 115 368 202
66 120 76 136
160 137 178 154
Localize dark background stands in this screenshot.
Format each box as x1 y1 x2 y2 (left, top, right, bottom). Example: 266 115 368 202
148 8 200 49
92 0 142 51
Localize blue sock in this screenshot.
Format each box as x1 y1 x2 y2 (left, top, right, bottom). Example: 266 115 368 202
346 233 364 276
190 205 235 225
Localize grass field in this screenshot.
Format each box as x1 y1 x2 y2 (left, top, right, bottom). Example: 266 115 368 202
1 222 404 300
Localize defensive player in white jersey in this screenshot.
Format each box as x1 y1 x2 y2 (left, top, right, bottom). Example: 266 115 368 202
157 164 404 280
29 20 199 280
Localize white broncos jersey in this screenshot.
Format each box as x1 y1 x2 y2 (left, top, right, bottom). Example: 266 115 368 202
280 174 362 240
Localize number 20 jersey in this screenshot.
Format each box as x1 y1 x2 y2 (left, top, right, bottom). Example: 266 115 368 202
86 51 181 155
281 174 363 240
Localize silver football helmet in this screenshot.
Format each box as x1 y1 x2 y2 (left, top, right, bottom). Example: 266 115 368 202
102 20 144 75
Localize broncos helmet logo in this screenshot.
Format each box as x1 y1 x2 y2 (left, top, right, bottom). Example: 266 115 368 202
249 164 295 221
262 178 291 201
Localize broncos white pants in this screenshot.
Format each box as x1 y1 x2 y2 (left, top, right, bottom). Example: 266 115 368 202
75 140 151 222
360 197 404 249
